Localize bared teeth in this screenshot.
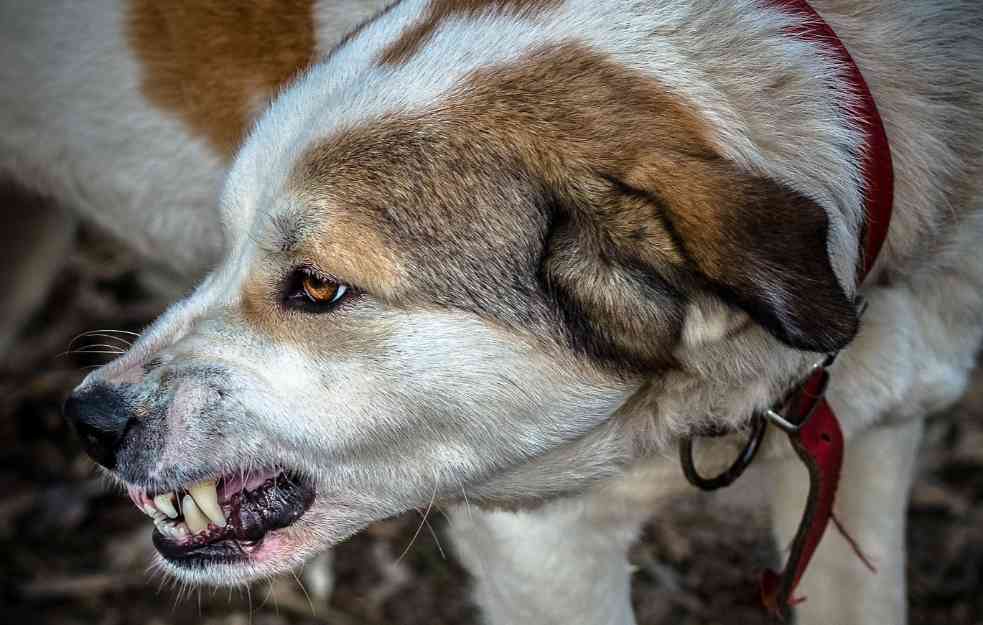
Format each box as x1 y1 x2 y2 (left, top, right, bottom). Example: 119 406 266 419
182 494 210 534
188 479 226 528
153 515 190 539
140 503 164 521
154 493 179 519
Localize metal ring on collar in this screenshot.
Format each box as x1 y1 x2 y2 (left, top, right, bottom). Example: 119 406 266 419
679 411 768 492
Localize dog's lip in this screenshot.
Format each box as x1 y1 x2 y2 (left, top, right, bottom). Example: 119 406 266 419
152 528 256 565
127 469 316 565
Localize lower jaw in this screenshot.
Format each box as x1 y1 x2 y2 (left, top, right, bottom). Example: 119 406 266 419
153 527 325 586
153 508 375 585
153 527 301 581
153 529 262 568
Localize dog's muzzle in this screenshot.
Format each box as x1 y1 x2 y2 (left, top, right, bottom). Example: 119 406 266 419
64 378 318 569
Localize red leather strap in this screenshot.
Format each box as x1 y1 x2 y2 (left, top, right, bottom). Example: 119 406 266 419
772 0 895 279
761 374 844 619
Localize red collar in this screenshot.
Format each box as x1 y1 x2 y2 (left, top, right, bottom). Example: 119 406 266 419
679 2 894 619
775 0 894 280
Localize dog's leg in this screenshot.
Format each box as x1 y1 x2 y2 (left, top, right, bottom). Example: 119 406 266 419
0 182 76 357
449 491 649 625
769 418 923 625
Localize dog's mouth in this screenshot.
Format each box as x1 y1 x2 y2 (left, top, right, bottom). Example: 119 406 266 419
128 469 315 568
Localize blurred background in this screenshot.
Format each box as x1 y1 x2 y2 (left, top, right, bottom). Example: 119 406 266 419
1 221 981 625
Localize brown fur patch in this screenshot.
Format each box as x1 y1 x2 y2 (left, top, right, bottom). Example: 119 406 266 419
377 0 561 65
127 0 317 159
269 42 851 370
288 43 714 369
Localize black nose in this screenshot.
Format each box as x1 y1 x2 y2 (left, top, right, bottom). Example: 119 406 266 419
63 384 133 470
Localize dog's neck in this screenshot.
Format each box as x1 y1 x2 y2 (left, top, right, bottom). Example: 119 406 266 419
772 0 894 283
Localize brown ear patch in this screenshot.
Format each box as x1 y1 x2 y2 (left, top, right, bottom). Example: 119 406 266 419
614 154 859 352
377 0 561 66
127 0 316 159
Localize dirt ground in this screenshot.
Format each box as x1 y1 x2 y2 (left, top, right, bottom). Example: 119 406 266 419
1 229 981 625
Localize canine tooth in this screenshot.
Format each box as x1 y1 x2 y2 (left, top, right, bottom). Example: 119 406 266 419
152 515 190 540
182 495 210 533
189 480 226 527
154 493 179 519
166 523 188 539
142 504 165 521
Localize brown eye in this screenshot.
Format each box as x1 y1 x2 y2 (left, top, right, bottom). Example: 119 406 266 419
285 269 351 312
302 274 346 304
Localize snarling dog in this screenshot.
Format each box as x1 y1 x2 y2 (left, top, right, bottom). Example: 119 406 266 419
10 0 982 623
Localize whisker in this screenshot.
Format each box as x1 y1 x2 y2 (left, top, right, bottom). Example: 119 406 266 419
96 329 141 337
291 570 316 616
424 514 446 560
458 479 474 522
74 343 128 353
260 579 275 609
396 508 428 564
77 333 133 349
66 329 139 351
57 343 127 358
56 350 125 358
397 478 439 563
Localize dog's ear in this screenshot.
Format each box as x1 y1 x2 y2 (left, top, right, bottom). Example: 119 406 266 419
541 152 858 368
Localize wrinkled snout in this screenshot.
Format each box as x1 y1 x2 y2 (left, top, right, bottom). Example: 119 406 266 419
64 383 133 470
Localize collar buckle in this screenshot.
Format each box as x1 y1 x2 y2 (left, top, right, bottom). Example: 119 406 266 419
763 354 835 434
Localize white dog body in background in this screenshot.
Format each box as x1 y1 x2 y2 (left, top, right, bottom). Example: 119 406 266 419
0 0 390 350
4 2 982 625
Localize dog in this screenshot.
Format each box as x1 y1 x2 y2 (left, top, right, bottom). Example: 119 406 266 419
5 1 982 623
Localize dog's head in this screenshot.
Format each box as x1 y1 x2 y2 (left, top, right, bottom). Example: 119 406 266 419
66 2 865 585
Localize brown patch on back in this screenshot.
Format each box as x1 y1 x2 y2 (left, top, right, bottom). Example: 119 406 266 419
127 0 316 159
377 0 561 65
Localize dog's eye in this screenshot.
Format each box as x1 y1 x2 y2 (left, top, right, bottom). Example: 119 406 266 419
302 274 346 304
284 270 351 311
